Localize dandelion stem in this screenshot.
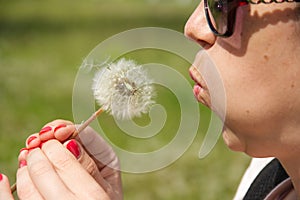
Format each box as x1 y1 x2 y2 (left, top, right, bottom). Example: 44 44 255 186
72 107 104 138
10 183 16 193
10 107 104 194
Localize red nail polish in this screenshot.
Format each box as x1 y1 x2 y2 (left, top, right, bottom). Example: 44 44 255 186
39 126 52 135
0 173 3 181
20 148 28 153
54 124 67 133
19 160 27 168
66 139 80 159
27 147 34 154
27 136 37 146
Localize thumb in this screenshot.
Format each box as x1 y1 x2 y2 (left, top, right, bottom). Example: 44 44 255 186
63 139 112 193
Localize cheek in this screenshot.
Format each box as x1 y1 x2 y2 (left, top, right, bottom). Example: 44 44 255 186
212 53 286 137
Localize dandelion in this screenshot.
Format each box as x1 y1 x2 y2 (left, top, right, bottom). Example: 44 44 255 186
73 58 155 136
10 58 156 193
92 58 155 120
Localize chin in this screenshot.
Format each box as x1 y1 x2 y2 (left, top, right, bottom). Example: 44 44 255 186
222 127 246 152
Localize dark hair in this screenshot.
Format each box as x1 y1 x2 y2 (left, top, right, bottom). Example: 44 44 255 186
297 5 300 22
297 5 300 35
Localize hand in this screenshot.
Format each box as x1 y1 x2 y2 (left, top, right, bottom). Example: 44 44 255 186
0 173 14 200
17 140 111 200
22 119 122 200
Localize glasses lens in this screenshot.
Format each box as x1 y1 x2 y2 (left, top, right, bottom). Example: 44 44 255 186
207 0 229 35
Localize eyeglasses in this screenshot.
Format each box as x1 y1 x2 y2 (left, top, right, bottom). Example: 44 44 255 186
204 0 300 37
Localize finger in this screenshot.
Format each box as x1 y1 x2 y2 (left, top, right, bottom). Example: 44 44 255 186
18 148 29 163
78 126 119 170
26 148 72 200
0 173 14 200
16 165 44 200
25 133 41 149
42 140 110 199
77 126 123 199
38 125 54 142
54 124 76 142
63 139 112 193
38 119 73 142
43 119 73 127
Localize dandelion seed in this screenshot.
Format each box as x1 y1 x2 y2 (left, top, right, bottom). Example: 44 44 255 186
10 58 156 194
73 58 155 137
92 58 155 120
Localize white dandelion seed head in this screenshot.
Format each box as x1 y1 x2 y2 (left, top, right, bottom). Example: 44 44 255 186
92 58 155 120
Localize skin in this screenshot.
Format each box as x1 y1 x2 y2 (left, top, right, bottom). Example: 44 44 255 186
186 1 300 197
1 3 300 199
0 120 122 200
17 142 110 200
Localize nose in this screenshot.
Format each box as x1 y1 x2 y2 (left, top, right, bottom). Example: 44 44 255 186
184 1 216 49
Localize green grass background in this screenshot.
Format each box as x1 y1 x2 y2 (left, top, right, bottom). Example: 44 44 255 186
0 0 250 199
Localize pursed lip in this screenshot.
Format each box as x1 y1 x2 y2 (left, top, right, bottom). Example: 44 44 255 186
189 66 205 89
189 65 211 108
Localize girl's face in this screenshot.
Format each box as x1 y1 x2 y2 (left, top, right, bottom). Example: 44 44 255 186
185 3 300 157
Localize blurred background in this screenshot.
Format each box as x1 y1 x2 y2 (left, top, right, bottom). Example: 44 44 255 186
0 0 250 199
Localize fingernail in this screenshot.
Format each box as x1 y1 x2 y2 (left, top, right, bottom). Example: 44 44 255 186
27 147 35 154
39 126 52 136
0 173 3 181
19 160 27 168
27 136 37 146
66 139 80 159
54 124 67 133
19 148 29 159
20 148 28 153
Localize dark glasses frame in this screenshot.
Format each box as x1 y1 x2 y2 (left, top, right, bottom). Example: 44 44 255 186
204 0 300 37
